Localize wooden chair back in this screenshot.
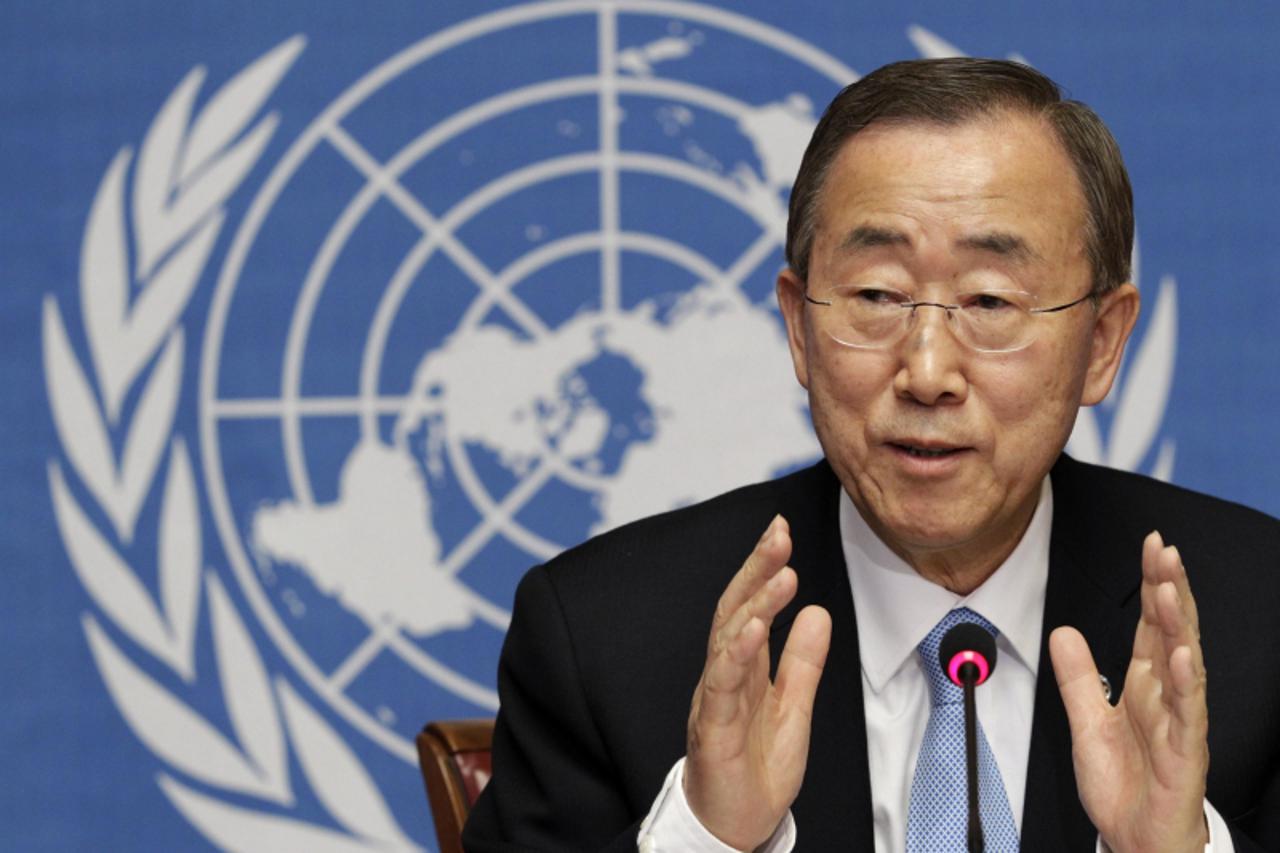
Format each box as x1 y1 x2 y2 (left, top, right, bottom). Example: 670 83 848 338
415 718 495 853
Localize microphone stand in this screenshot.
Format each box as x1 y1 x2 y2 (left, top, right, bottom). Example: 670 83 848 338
960 661 984 853
940 621 997 853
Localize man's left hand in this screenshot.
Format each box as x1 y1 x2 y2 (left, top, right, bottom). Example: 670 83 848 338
1049 530 1210 853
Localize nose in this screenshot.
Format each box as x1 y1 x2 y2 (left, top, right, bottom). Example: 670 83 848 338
892 305 969 406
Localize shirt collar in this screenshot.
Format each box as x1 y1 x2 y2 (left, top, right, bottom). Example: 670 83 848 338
840 478 1052 694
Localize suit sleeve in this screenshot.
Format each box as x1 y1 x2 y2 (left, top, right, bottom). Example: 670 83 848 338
462 565 643 853
1226 766 1280 852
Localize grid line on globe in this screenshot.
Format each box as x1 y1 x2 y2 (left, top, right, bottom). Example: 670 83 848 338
199 1 851 763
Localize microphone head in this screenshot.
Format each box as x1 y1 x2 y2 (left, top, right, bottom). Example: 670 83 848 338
939 622 997 687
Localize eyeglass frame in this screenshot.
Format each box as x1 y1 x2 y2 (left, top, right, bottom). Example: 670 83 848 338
801 284 1098 354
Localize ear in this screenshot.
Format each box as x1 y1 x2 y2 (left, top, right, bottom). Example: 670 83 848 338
1081 282 1140 406
776 267 811 390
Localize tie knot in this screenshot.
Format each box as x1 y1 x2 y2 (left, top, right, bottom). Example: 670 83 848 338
917 608 999 705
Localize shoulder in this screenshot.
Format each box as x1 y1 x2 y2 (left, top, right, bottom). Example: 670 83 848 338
523 460 839 610
508 459 841 654
1050 454 1280 657
1051 453 1280 548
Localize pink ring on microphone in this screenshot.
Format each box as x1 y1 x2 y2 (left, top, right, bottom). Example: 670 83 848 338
947 650 991 686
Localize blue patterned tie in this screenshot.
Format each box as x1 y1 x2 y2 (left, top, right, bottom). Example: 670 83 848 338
906 608 1020 852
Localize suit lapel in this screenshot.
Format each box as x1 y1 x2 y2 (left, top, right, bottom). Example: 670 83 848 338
1021 457 1142 850
770 462 877 847
794 563 876 847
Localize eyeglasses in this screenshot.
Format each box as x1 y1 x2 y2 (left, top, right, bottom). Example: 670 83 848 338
803 285 1095 353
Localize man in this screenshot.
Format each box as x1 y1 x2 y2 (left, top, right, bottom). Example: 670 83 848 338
463 59 1280 851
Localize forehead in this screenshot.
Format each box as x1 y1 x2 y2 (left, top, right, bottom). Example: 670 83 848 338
813 112 1088 265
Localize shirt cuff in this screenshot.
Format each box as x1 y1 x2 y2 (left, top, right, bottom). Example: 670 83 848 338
1094 798 1234 853
637 757 796 853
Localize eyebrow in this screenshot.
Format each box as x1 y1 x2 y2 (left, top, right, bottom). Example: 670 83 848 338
835 225 1043 265
837 225 911 252
956 231 1041 264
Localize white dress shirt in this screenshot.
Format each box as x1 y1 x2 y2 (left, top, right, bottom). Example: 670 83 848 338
638 477 1232 852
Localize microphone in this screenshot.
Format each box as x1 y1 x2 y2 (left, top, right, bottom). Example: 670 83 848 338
939 623 998 853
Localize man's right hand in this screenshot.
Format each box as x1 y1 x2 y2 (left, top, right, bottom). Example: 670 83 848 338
684 515 833 850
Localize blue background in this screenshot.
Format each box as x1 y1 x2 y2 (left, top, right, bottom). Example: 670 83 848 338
4 2 1279 850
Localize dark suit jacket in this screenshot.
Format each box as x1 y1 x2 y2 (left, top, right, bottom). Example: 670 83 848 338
463 456 1280 851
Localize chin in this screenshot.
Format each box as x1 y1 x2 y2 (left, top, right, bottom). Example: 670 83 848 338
885 513 977 551
873 490 994 548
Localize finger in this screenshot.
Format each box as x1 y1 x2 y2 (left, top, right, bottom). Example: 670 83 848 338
775 605 832 715
1134 532 1168 678
1122 581 1198 759
696 567 803 736
710 572 793 696
710 516 791 643
1140 530 1165 586
1137 531 1164 627
714 566 798 658
1166 643 1208 760
699 615 771 727
1154 569 1206 695
1161 547 1208 726
1121 655 1166 759
1155 578 1190 655
1142 536 1200 639
1155 579 1208 746
1157 542 1200 642
1050 626 1110 738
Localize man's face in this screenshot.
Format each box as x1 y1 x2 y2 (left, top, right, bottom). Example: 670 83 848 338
778 112 1138 568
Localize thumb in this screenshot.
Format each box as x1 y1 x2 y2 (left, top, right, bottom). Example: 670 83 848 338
775 605 832 711
1049 626 1109 736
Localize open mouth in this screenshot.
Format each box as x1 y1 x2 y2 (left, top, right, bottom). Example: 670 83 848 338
890 442 965 459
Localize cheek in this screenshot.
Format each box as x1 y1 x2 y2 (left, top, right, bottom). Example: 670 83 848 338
811 349 893 409
806 350 892 440
980 346 1086 453
985 363 1042 421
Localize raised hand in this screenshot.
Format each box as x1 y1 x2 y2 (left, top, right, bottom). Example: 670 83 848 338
684 515 833 850
1049 531 1209 852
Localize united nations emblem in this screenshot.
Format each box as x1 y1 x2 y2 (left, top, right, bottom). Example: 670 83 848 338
44 3 1177 848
